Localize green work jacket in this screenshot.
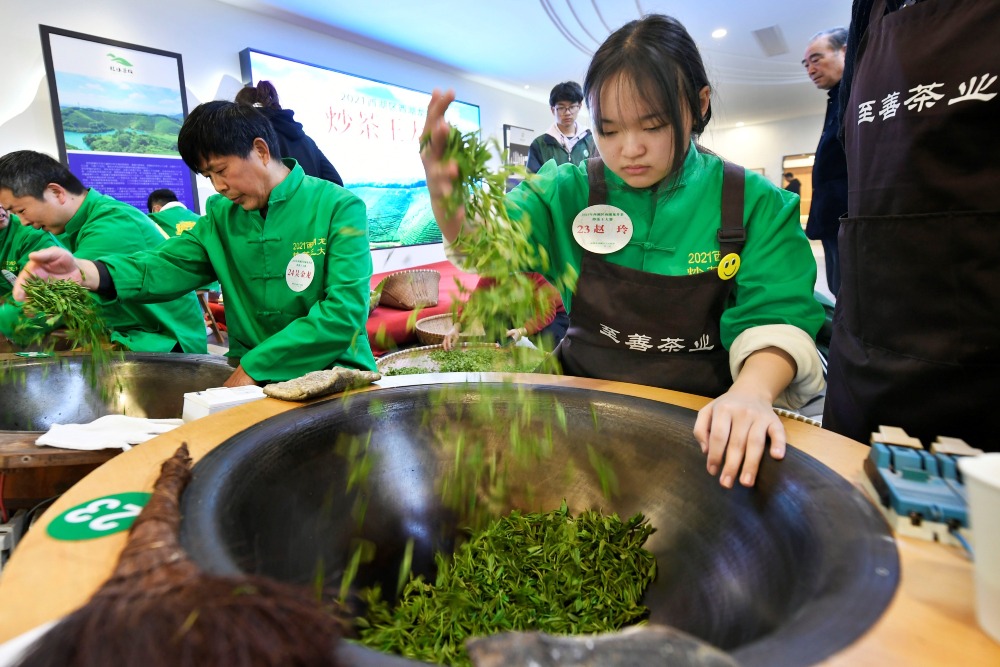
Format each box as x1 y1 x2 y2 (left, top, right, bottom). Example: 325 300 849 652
0 215 64 341
148 205 220 293
527 131 597 173
63 189 207 354
148 204 200 238
100 161 376 382
505 142 825 350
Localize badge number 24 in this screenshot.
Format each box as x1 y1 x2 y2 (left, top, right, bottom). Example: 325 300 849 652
47 492 152 541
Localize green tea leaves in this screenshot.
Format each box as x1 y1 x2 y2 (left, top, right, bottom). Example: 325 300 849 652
358 505 657 666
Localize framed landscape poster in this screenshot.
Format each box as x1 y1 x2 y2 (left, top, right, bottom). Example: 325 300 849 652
39 26 199 213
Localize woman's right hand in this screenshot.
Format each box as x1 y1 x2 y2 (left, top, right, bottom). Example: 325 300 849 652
419 89 465 242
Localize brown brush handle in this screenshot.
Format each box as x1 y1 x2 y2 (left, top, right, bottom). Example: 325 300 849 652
110 444 198 582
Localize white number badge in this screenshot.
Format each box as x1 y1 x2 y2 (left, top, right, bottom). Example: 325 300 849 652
285 253 315 292
572 205 633 254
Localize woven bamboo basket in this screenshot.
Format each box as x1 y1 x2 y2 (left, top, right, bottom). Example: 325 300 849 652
376 269 440 310
414 313 485 346
376 342 545 375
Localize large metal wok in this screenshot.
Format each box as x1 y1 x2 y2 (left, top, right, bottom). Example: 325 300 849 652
0 352 234 432
180 380 899 667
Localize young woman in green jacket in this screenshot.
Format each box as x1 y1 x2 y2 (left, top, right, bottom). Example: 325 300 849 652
421 14 825 490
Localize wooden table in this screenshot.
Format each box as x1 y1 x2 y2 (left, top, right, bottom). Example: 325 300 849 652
1 432 118 513
0 432 118 470
0 374 997 664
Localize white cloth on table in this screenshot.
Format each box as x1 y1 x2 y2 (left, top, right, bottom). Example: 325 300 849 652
34 415 183 451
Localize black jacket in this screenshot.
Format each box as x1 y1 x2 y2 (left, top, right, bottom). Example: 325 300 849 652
807 83 848 240
262 107 343 187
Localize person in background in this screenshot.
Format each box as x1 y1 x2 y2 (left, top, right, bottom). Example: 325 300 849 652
147 188 221 295
526 81 597 173
0 203 65 345
824 0 999 451
783 172 801 195
0 152 207 354
442 272 569 351
421 14 825 489
802 27 849 297
13 101 376 387
147 188 199 237
234 80 344 187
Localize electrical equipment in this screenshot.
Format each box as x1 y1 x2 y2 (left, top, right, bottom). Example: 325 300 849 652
861 426 982 548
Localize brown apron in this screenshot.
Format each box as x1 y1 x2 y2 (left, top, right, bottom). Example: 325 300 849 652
555 155 746 397
824 0 1000 448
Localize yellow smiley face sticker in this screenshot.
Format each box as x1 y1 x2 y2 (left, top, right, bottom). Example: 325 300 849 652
718 253 741 280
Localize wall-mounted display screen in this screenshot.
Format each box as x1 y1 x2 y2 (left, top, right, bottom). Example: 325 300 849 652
240 49 481 249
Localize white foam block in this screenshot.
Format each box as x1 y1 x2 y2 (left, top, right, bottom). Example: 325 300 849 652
182 385 266 422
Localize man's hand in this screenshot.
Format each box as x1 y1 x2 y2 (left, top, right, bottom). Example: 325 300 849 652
13 247 85 301
224 364 258 387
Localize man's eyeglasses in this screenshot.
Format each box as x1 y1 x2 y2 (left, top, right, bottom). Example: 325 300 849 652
554 104 581 114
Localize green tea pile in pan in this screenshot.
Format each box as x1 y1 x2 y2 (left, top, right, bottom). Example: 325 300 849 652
382 346 547 376
356 503 657 667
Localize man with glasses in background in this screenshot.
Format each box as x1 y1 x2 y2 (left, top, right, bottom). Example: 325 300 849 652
526 81 597 173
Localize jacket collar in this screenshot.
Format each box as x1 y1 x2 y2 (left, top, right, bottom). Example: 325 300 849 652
266 159 305 207
62 188 101 240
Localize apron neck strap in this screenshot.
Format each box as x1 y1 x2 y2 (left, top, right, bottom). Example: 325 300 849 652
869 0 890 26
718 161 746 254
586 157 608 207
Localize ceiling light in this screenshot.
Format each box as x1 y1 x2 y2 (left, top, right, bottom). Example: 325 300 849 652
712 28 728 39
735 122 745 127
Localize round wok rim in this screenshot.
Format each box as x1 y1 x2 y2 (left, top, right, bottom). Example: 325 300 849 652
179 380 900 667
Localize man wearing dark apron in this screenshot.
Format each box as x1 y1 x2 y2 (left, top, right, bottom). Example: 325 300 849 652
824 0 1000 450
556 156 746 398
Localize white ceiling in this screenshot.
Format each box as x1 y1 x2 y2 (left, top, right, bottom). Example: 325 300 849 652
218 0 853 128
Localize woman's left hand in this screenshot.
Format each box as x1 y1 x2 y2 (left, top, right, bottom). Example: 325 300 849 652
692 347 796 488
694 388 786 488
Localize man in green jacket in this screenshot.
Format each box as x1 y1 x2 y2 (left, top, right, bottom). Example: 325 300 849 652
0 152 207 354
0 204 65 344
12 101 376 386
146 188 201 237
147 188 219 293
